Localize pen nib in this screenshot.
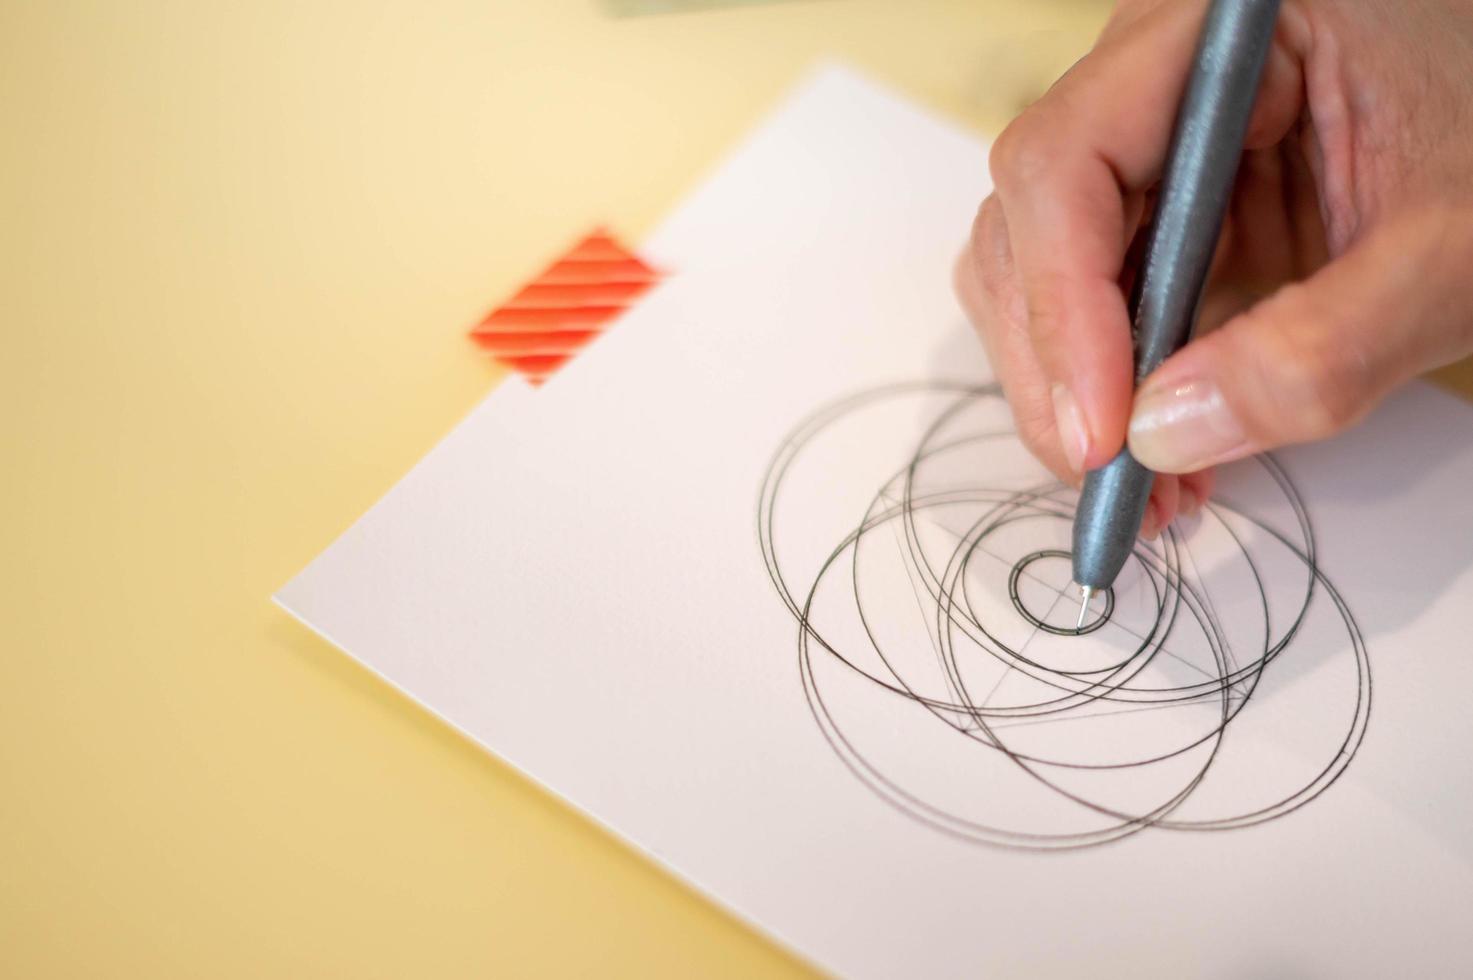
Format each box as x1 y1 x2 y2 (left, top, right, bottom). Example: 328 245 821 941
1075 586 1095 631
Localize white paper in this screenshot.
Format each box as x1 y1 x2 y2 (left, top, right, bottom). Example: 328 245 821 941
278 66 1473 978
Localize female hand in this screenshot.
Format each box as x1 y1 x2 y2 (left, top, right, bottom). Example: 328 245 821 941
956 0 1473 536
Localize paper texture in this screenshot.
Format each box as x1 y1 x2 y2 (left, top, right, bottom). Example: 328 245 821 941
279 66 1473 978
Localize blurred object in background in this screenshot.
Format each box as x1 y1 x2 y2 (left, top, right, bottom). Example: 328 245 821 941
606 0 809 15
469 228 661 385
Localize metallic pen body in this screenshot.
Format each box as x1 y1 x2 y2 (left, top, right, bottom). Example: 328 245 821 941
1071 0 1283 597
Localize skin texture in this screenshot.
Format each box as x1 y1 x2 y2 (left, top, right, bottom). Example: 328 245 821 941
956 0 1473 538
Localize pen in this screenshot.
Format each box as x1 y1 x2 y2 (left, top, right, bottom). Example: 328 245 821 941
1071 0 1283 628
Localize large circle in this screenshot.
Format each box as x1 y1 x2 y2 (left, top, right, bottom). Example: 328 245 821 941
758 382 1370 850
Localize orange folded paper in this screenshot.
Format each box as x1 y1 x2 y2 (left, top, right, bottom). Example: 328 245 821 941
470 229 662 385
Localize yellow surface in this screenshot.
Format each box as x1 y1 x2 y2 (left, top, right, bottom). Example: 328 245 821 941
6 1 1467 976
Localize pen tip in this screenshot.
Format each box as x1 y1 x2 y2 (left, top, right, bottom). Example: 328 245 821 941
1075 586 1094 631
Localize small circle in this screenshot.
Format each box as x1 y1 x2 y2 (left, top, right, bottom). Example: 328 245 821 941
1007 549 1113 636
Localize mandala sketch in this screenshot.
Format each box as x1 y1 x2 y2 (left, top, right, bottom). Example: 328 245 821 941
758 382 1370 851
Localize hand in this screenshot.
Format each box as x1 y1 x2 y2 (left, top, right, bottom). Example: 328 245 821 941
956 0 1473 536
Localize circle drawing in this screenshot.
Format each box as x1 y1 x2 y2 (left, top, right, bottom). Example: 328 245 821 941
757 382 1370 850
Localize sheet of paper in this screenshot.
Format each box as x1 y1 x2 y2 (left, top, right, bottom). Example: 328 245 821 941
278 65 1473 978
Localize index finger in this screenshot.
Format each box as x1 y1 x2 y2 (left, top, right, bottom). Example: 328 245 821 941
988 0 1301 470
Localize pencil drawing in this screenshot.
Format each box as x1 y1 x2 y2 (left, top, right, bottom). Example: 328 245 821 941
758 382 1370 850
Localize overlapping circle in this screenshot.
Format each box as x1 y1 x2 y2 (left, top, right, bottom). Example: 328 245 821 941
758 382 1370 850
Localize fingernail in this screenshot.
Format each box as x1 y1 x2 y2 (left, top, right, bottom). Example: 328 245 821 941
1178 486 1201 517
1051 383 1090 476
1129 378 1249 473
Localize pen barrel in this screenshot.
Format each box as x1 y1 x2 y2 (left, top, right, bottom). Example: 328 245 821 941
1130 0 1283 380
1073 0 1282 591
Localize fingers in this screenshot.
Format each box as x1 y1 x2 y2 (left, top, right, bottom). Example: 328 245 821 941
985 2 1211 472
1141 475 1179 540
1243 15 1308 151
1129 211 1473 473
1140 467 1216 540
983 0 1305 475
957 202 1079 483
1179 469 1215 517
963 0 1309 497
1195 139 1330 338
960 223 1219 534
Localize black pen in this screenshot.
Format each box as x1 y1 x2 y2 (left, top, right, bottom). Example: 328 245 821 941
1071 0 1283 628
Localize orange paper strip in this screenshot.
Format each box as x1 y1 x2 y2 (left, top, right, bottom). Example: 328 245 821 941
470 229 662 385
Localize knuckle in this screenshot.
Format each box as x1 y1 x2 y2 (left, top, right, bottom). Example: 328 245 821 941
1008 388 1068 473
968 201 1004 277
967 201 1031 334
1309 345 1377 433
1251 302 1367 440
972 253 1011 305
989 118 1052 188
1021 275 1070 345
1018 418 1062 473
987 125 1019 184
971 194 1003 246
1288 368 1358 439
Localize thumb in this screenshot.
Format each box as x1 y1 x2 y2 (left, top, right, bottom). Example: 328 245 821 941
1127 211 1473 474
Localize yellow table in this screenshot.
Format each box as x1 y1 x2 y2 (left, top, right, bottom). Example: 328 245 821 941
5 2 1467 976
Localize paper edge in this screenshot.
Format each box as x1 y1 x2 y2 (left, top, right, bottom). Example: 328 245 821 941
269 591 833 977
266 49 1473 972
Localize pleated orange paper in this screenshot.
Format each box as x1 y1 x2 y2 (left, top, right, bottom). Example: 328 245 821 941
470 229 662 385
